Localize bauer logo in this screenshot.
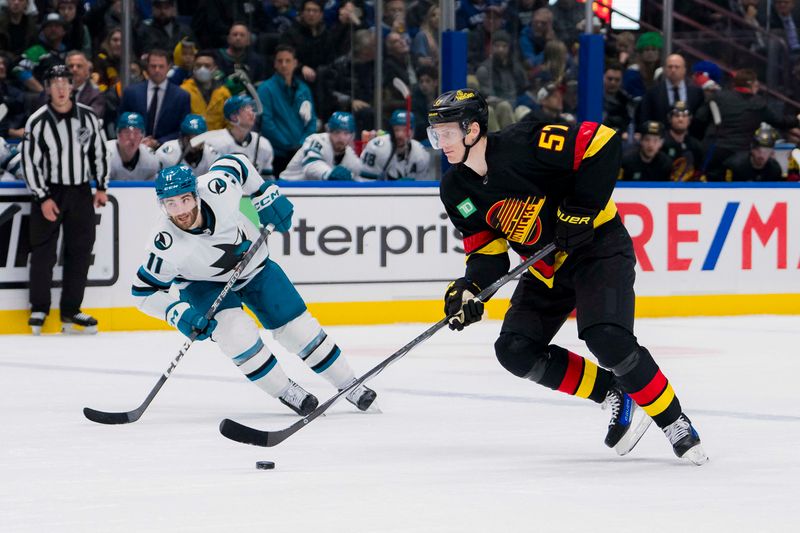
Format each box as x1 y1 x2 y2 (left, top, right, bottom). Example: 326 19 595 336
457 198 477 218
0 192 119 289
154 231 173 250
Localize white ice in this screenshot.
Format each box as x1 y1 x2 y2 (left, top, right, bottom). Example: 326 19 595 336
1 316 799 532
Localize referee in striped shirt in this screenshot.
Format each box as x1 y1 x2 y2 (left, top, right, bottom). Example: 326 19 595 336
21 64 109 335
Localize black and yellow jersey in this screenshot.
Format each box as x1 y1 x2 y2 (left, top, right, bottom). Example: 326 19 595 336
440 120 621 289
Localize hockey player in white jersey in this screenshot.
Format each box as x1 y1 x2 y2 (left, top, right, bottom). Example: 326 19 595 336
131 154 377 415
279 111 361 181
359 110 431 181
156 114 219 176
107 112 161 181
192 95 274 179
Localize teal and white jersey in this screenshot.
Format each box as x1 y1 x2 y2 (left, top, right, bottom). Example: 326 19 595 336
279 132 361 181
131 154 271 320
358 135 431 181
106 140 161 181
156 138 219 175
193 128 274 179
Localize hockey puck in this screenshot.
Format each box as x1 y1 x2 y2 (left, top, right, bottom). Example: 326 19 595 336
255 461 275 470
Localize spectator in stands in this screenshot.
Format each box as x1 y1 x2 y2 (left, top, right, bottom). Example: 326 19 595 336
257 44 316 176
770 0 800 56
508 0 538 35
120 49 192 148
135 0 193 56
66 51 105 118
551 0 584 47
264 0 297 36
18 13 69 92
191 0 269 49
0 0 38 59
280 0 334 87
519 82 575 125
476 29 526 131
623 32 663 100
662 101 705 181
529 39 575 90
167 37 196 86
0 54 25 139
196 95 275 178
216 23 268 86
603 62 631 133
328 0 370 59
519 7 554 69
723 124 783 181
457 0 509 31
156 114 219 175
383 30 416 123
180 49 230 131
57 0 91 57
85 0 140 53
411 2 439 69
692 60 723 95
107 112 161 181
92 27 121 92
467 1 507 70
639 54 704 129
280 110 361 181
411 64 437 141
382 0 412 39
319 28 376 132
695 68 800 180
611 31 635 68
618 121 673 181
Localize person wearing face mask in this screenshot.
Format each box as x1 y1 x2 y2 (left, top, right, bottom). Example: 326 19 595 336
180 49 230 131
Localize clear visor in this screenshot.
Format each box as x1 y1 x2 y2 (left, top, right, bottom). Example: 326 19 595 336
426 124 465 150
159 193 198 217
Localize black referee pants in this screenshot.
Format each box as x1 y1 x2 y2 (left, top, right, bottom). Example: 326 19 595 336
29 183 96 317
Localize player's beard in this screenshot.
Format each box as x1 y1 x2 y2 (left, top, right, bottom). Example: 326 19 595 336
170 204 200 231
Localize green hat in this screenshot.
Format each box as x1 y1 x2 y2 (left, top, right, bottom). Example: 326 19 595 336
636 32 663 50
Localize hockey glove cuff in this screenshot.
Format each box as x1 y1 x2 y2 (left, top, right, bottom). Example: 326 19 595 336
555 205 596 253
444 278 484 331
251 183 293 233
327 165 353 181
166 302 217 341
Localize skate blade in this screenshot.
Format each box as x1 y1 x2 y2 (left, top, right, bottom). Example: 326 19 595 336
615 408 653 456
363 401 382 414
680 444 709 466
61 324 98 335
30 326 42 336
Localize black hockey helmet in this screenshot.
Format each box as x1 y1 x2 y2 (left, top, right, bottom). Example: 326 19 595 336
428 89 488 135
44 64 73 84
752 124 778 148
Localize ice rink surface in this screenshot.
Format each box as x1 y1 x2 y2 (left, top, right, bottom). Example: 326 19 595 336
1 316 799 532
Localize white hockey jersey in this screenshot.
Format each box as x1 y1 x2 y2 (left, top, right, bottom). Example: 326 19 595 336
131 154 271 320
279 132 361 181
106 140 161 181
358 135 431 181
192 128 274 179
156 138 219 176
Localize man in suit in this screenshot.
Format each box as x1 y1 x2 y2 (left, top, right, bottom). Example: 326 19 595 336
66 51 104 118
638 54 703 130
120 48 191 149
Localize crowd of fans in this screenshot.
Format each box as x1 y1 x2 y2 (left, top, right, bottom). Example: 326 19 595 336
1 0 800 183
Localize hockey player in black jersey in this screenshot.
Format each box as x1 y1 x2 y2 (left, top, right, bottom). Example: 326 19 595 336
427 89 708 465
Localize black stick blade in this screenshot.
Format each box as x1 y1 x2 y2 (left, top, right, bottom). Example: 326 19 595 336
83 407 139 425
219 418 271 446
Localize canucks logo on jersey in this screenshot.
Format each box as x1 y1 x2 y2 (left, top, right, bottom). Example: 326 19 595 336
485 196 545 246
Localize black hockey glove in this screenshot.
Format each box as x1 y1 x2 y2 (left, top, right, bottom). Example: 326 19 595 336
444 278 484 331
555 205 596 253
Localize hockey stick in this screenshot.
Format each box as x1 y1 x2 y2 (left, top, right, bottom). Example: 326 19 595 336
219 242 559 447
83 223 276 425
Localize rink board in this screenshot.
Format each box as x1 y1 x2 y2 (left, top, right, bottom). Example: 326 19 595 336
1 182 799 332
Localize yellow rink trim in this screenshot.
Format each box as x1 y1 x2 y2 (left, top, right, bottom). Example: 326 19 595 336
0 293 798 334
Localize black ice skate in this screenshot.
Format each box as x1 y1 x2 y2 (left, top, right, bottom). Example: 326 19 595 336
279 380 319 416
663 413 709 465
602 387 652 456
343 382 378 412
29 312 47 336
61 312 98 335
